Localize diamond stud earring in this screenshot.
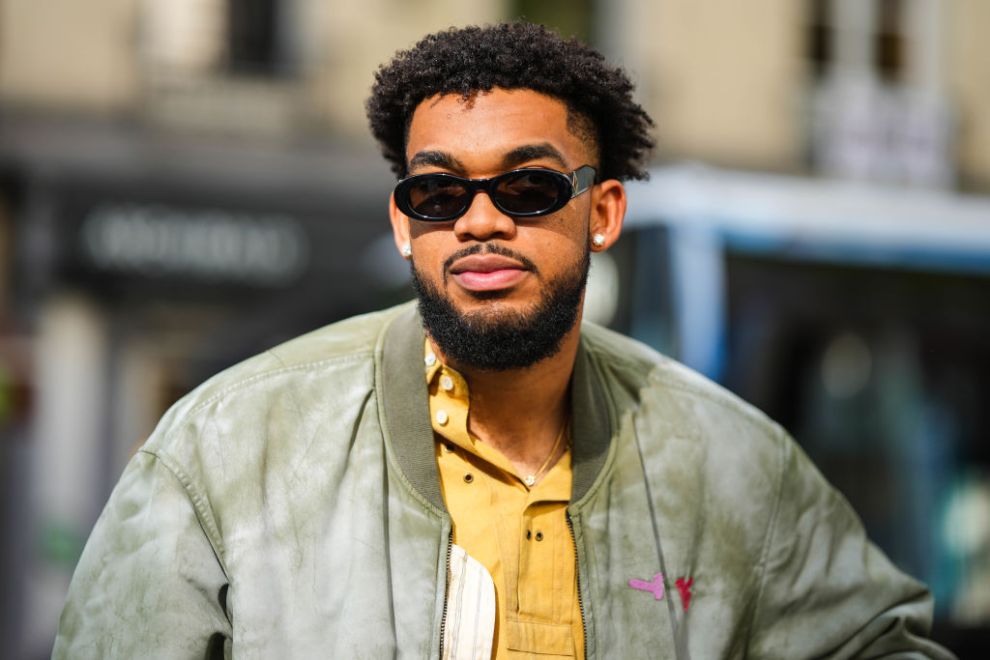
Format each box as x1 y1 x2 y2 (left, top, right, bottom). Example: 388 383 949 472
401 243 412 258
592 233 606 248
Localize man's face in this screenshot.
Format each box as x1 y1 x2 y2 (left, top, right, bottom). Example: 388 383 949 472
390 88 611 370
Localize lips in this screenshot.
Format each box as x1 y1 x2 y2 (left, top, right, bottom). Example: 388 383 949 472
448 254 530 292
449 254 527 274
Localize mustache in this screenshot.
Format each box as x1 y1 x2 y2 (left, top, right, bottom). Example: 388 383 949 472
441 243 538 275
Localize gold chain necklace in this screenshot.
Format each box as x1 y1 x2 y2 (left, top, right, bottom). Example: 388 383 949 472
523 418 569 488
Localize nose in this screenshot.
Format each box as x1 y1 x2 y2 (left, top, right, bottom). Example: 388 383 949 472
452 190 517 242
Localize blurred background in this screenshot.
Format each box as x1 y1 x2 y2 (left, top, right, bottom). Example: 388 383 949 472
1 0 988 657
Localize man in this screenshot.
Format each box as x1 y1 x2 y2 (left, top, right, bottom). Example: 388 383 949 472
55 23 952 659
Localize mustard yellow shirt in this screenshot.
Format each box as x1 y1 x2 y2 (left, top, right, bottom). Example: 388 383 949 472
426 343 584 659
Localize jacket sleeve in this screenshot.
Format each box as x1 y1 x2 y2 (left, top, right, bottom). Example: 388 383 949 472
747 433 956 659
53 449 232 660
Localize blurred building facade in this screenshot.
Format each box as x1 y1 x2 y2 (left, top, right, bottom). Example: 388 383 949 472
1 0 988 657
609 0 990 189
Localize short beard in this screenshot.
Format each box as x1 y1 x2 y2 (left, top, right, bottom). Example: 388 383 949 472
411 245 590 371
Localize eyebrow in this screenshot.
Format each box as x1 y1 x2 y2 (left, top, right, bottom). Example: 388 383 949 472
501 143 569 170
408 151 465 173
407 143 571 176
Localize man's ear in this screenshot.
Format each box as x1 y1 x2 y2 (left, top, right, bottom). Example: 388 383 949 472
388 193 412 258
589 179 626 252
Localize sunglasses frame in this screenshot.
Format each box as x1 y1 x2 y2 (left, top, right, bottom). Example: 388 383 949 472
393 164 598 222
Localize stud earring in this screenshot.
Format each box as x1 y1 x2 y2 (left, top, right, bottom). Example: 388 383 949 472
592 233 606 248
401 243 412 259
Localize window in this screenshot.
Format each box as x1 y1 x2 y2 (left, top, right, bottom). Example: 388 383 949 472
226 0 282 75
804 0 951 186
874 0 905 83
807 0 832 80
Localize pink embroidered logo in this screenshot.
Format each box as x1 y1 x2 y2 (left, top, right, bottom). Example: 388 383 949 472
628 573 665 600
628 573 695 611
675 577 694 611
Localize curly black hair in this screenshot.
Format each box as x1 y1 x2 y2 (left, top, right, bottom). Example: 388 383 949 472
366 22 655 181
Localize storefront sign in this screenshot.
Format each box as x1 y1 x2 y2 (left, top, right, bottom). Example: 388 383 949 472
79 203 309 286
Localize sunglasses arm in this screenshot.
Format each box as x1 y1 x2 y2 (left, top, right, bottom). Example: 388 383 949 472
570 165 598 198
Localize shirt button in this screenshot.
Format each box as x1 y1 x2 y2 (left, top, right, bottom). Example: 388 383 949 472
425 353 437 367
535 531 544 542
435 410 449 425
440 375 454 392
526 530 532 540
464 473 474 483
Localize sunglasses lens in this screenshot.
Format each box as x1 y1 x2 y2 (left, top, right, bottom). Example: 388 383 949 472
397 168 576 220
404 177 470 220
494 170 568 215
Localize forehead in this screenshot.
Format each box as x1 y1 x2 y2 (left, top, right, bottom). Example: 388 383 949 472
405 88 592 171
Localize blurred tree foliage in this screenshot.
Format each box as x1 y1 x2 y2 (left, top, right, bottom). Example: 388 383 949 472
511 0 594 44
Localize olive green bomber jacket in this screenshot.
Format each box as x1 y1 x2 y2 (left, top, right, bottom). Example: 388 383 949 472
53 302 953 659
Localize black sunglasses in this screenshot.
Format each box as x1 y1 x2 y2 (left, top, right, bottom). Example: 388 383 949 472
393 165 597 222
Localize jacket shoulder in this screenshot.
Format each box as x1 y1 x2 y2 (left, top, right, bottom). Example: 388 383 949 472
137 302 414 480
151 302 410 429
131 304 413 550
581 321 781 440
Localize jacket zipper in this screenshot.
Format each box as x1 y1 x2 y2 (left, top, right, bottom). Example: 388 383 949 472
438 529 453 658
566 512 588 659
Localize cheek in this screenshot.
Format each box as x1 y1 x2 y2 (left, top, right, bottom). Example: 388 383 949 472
409 234 452 279
529 216 587 258
409 221 450 242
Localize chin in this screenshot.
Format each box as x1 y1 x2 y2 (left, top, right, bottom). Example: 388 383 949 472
460 297 537 322
410 249 589 370
456 287 546 315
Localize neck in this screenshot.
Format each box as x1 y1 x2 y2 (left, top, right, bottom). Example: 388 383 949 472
429 319 581 475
